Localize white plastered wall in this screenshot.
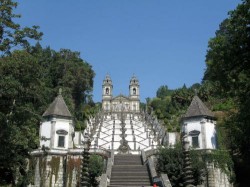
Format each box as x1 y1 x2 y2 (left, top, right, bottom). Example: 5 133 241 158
184 117 217 150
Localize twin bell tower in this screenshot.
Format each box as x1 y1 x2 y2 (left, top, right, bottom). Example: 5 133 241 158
102 74 140 113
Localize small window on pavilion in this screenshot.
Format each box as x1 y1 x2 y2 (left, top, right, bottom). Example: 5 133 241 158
192 136 199 148
58 136 65 147
189 130 200 148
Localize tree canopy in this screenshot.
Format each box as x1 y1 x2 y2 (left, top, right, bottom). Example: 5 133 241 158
0 0 42 56
203 0 250 185
0 46 95 185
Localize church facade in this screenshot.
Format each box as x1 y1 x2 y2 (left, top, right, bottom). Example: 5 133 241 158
102 74 140 113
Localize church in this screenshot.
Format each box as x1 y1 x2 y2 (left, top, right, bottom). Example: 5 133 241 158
102 74 140 113
29 75 232 187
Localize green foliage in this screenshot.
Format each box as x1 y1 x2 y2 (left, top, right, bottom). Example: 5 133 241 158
148 83 202 132
67 156 81 187
48 157 61 185
203 0 250 185
0 0 43 55
156 85 173 99
202 150 234 178
212 98 235 111
0 48 95 185
157 145 234 187
157 145 205 187
157 145 184 186
89 155 104 187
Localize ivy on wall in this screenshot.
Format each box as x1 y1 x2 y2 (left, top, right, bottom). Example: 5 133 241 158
67 156 81 187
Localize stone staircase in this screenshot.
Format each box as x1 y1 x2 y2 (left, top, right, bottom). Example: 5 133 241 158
108 154 152 187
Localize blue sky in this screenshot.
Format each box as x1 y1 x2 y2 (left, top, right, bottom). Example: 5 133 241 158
16 0 241 102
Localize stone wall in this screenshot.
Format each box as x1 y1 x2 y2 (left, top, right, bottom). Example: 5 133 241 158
207 163 232 187
29 154 82 187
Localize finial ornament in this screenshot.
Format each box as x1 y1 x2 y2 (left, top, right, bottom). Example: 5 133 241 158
59 88 62 95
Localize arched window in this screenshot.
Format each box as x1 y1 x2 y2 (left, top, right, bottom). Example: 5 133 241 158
106 88 109 94
133 88 136 95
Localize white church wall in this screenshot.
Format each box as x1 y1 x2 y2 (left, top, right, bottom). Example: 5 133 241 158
185 118 203 149
205 121 217 149
53 120 71 149
73 132 83 147
40 121 51 148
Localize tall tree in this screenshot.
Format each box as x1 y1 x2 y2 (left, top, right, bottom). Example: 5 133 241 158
0 47 95 185
203 0 250 185
0 51 46 185
156 85 173 99
0 0 42 56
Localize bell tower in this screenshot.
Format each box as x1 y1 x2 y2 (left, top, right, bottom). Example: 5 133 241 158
102 74 113 111
129 75 140 112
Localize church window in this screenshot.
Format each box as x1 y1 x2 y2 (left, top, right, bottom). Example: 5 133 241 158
106 88 109 94
58 136 65 147
133 88 136 95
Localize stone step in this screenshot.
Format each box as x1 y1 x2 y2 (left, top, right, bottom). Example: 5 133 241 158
112 165 146 168
114 155 141 158
109 181 151 186
114 161 142 165
111 176 150 180
110 154 152 186
108 186 153 187
111 171 149 176
111 178 150 182
115 158 141 161
112 168 148 172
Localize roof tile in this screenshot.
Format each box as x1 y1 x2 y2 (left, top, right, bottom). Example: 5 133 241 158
42 94 72 118
183 96 214 118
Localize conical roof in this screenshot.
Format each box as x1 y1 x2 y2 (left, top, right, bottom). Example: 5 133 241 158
42 90 72 118
183 96 214 119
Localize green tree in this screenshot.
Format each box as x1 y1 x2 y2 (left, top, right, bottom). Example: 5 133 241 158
203 0 250 185
89 155 104 187
156 85 173 99
0 51 46 185
0 0 42 55
157 145 205 187
0 47 95 185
